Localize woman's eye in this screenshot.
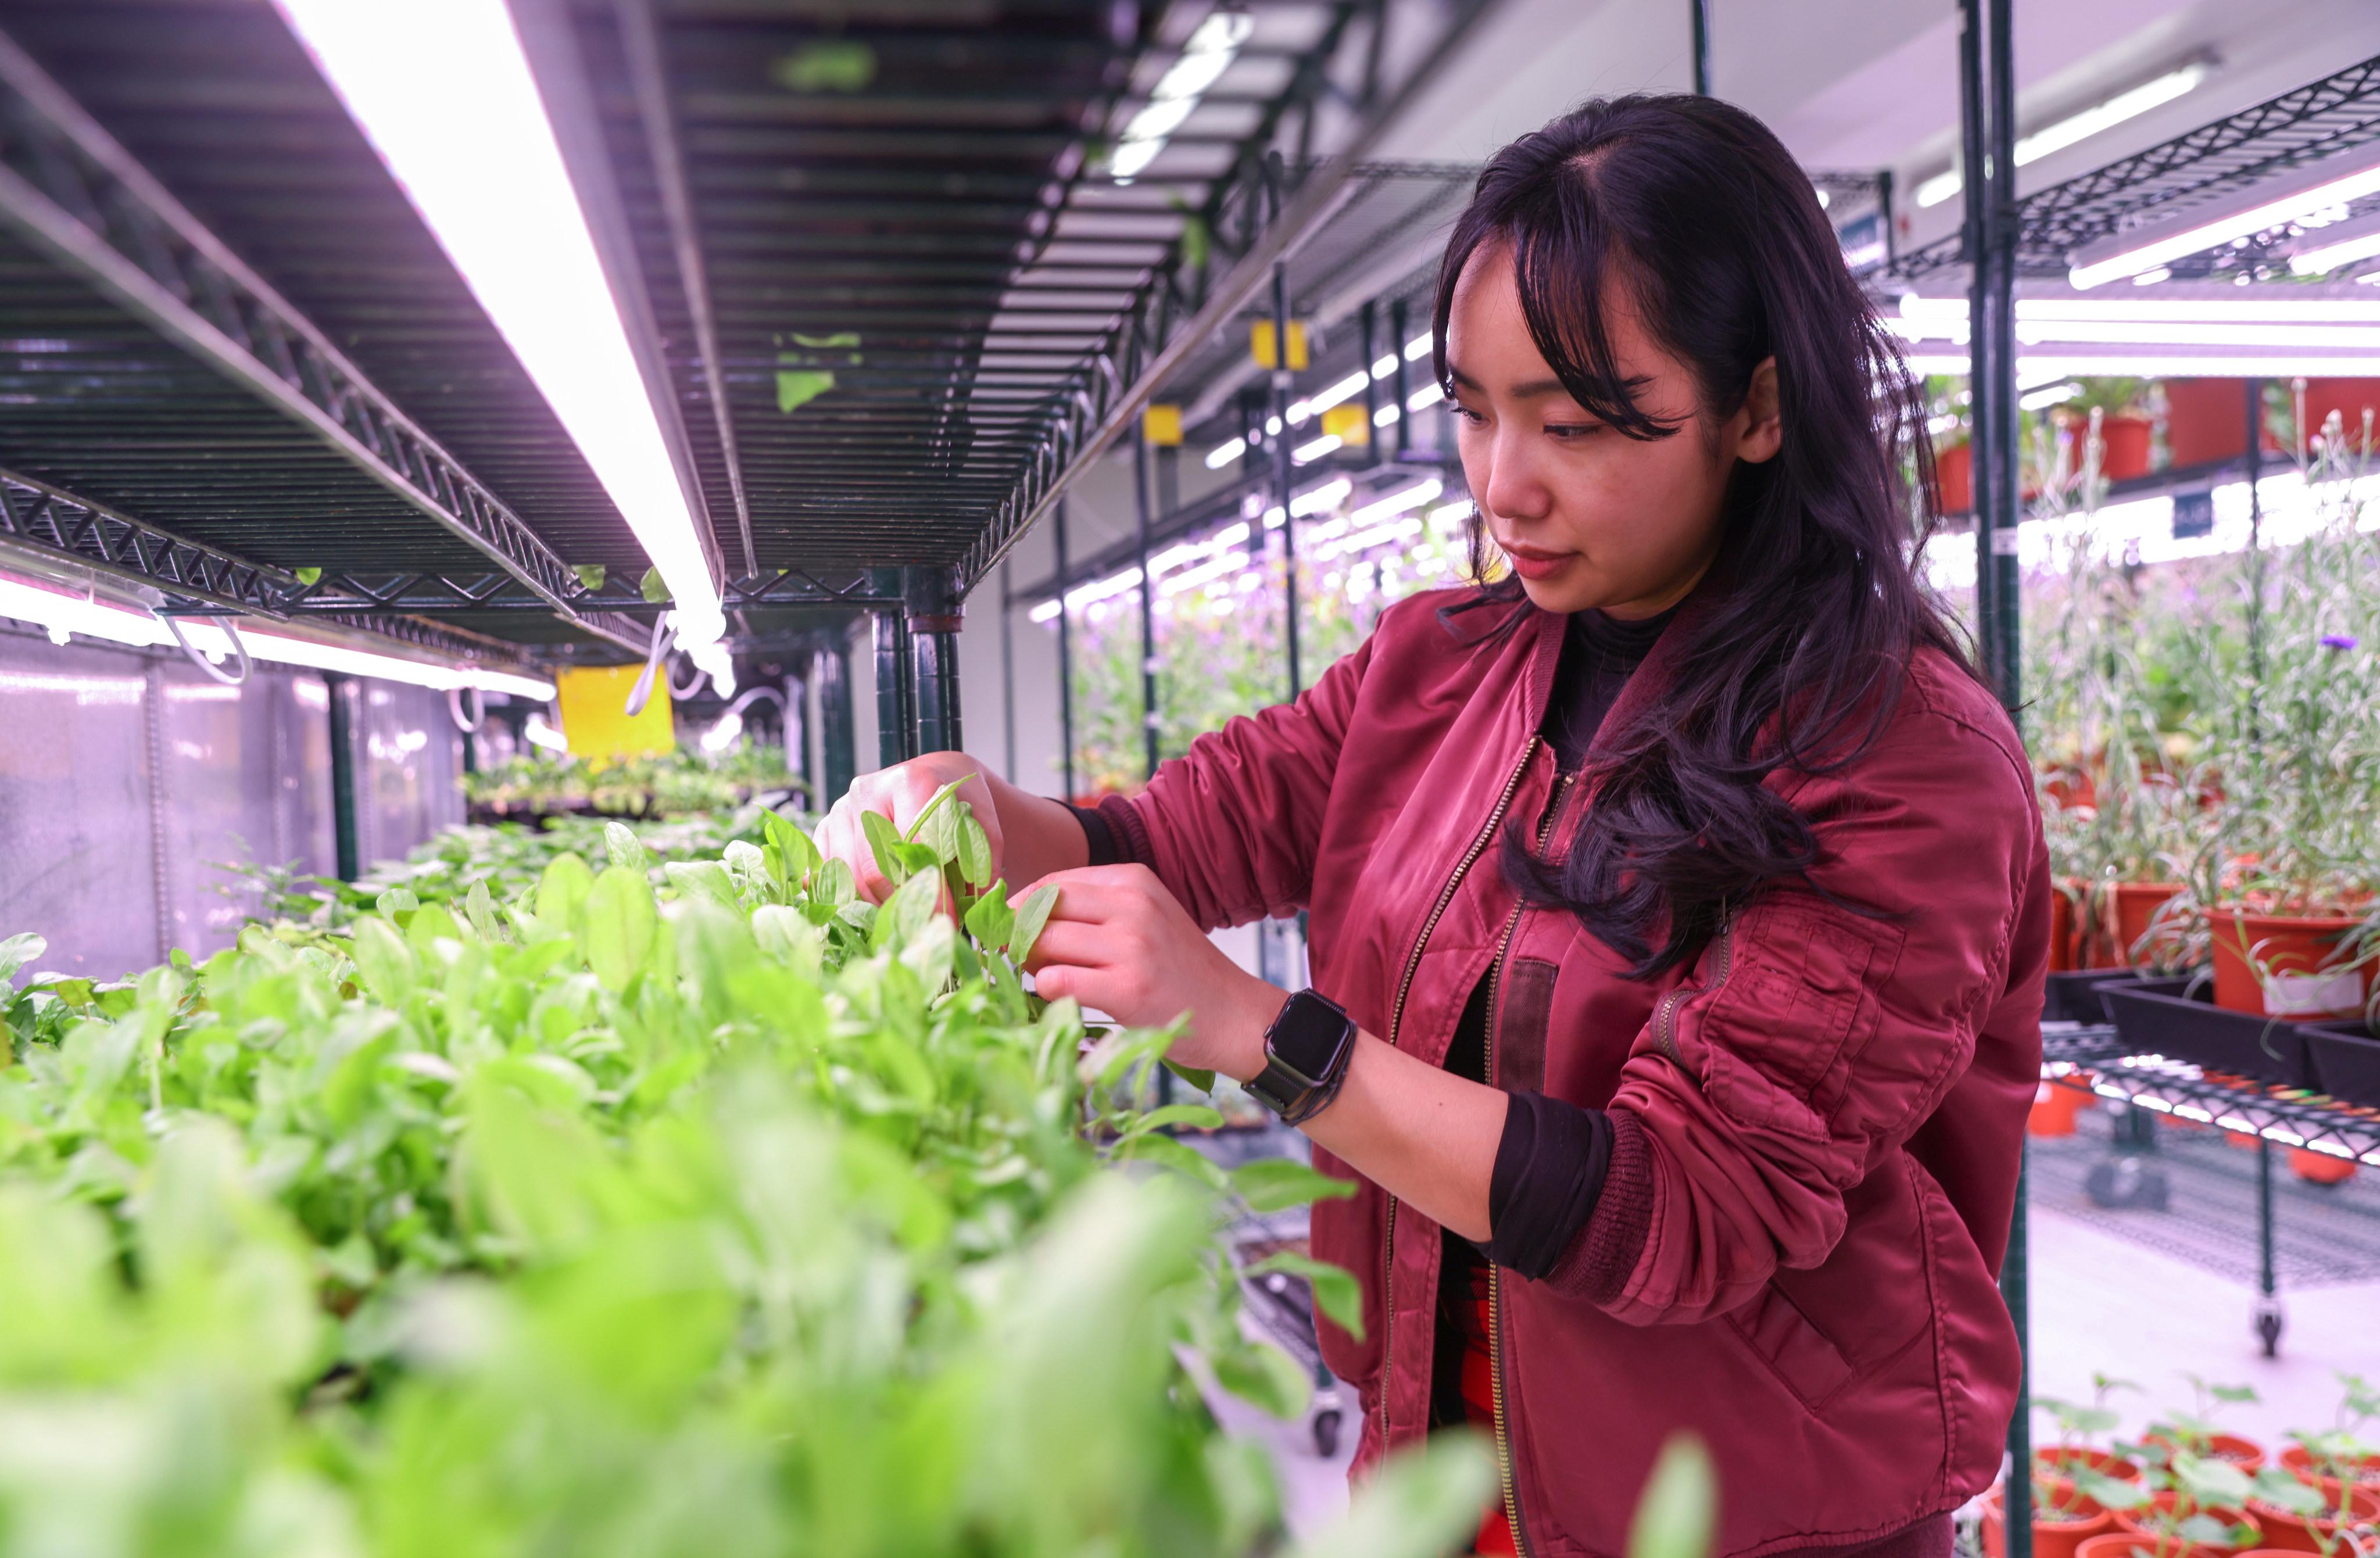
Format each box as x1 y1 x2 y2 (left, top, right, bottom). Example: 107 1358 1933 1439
1454 403 1488 425
1545 422 1601 440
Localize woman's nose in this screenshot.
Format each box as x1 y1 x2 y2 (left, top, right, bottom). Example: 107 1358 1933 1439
1482 424 1553 526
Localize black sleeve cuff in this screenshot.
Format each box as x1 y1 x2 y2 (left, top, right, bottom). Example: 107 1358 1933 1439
1067 801 1121 866
1486 1093 1614 1282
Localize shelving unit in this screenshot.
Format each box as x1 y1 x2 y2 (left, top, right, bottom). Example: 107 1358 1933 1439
2042 1023 2380 1358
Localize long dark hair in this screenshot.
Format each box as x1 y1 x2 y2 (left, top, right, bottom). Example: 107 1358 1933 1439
1433 94 1974 978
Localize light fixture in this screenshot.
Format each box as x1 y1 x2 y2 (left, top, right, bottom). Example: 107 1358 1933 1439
523 715 571 753
0 575 557 699
1109 8 1252 180
2017 381 2082 411
1902 352 2380 378
1898 292 2380 324
273 0 728 654
2069 142 2380 288
1204 436 1247 470
2291 212 2380 277
1916 62 2210 209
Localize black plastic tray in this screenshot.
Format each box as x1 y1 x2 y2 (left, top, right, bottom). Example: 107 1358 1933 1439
2295 1020 2380 1108
2101 979 2315 1090
2042 969 2159 1025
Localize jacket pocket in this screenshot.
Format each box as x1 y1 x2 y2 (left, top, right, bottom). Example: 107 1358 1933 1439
1496 955 1559 1093
1724 1280 1856 1412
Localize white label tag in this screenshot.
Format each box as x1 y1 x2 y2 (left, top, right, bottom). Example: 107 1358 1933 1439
1988 528 2021 556
2263 970 2363 1018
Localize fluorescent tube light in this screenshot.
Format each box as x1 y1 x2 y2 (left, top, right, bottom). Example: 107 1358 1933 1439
1110 9 1252 180
2292 212 2380 277
1902 352 2380 378
1899 292 2380 324
2070 143 2380 289
1916 62 2210 209
524 715 571 753
274 0 726 651
2017 381 2082 411
1294 435 1341 462
0 575 556 699
1204 436 1248 470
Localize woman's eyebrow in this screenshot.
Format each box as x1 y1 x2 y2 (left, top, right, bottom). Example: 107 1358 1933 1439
1446 363 1572 399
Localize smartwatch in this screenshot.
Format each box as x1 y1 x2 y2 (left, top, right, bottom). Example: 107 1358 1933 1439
1246 988 1359 1127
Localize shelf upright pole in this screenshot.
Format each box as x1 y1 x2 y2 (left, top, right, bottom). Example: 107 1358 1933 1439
904 566 964 757
817 633 857 806
324 671 360 883
1272 259 1302 703
1055 497 1076 803
1963 0 2028 1546
1359 298 1382 470
1133 425 1161 780
1000 560 1018 785
1690 0 1712 95
871 568 911 768
1390 298 1413 459
2256 1137 2284 1356
2245 378 2267 747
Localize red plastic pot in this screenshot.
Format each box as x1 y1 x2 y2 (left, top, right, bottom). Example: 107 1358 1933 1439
2166 378 2282 468
2280 1444 2380 1485
2030 1077 2096 1137
2114 1492 2263 1555
1936 442 1973 514
2209 911 2371 1018
2288 1148 2357 1185
2111 882 2185 968
2143 1433 2268 1473
2249 1476 2380 1553
2051 890 2078 974
2098 416 2154 480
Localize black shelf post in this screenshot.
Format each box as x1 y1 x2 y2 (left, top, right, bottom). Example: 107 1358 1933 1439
817 633 857 807
905 566 964 756
324 671 360 883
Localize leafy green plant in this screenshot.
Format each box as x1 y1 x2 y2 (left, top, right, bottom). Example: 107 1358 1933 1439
0 797 1484 1557
2032 1373 2143 1518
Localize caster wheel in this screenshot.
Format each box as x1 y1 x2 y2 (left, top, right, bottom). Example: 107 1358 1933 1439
1312 1409 1342 1459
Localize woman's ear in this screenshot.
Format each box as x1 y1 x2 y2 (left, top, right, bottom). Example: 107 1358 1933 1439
1734 356 1783 464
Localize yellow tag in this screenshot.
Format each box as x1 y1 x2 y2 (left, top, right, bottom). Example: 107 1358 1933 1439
1321 402 1371 446
1143 403 1184 446
1250 319 1309 371
556 664 678 760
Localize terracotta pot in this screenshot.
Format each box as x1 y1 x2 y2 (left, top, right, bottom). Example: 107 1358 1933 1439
2114 1491 2263 1556
2280 1444 2380 1486
2052 890 2078 974
2288 1147 2357 1185
2111 882 2186 968
1984 1485 2117 1558
2031 1077 2096 1137
2099 416 2154 481
2208 910 2371 1018
2249 1476 2380 1553
1937 442 1973 514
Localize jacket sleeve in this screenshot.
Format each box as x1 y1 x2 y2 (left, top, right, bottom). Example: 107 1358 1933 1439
1549 688 2043 1324
1111 626 1377 932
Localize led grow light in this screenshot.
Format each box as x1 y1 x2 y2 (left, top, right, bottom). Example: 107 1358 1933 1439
1109 9 1253 181
2291 211 2380 277
273 0 727 655
2069 142 2380 289
1916 62 2210 209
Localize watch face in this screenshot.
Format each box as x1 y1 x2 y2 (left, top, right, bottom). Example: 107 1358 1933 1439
1270 990 1349 1079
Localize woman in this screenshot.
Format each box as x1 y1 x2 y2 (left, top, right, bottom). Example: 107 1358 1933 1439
823 95 2045 1555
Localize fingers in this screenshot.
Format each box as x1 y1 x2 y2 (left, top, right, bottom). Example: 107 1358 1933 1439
814 755 994 905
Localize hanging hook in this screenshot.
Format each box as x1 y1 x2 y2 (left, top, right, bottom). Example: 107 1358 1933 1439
155 610 252 687
625 612 677 716
446 683 484 734
667 652 708 701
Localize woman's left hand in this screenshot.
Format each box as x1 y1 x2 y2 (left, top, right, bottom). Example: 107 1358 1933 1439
1019 865 1286 1081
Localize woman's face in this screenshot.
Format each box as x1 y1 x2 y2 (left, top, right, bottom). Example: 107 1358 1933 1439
1445 243 1780 620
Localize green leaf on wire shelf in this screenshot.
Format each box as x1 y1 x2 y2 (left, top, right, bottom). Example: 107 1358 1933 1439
604 821 651 872
964 879 1015 950
1246 1250 1365 1341
581 864 658 993
1211 1333 1310 1420
1231 1156 1358 1212
574 563 606 593
638 567 668 604
860 810 909 886
771 42 876 94
775 368 835 414
1009 883 1058 966
294 566 323 586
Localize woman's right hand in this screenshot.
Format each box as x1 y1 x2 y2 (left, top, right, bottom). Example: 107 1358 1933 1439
814 752 1085 904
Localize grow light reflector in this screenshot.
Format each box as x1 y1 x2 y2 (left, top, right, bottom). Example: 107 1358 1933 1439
2290 212 2380 277
2069 142 2380 289
273 0 726 652
1109 9 1253 180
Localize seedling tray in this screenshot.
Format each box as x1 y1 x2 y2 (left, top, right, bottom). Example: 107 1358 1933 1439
2101 979 2315 1090
2295 1020 2380 1108
2042 969 2160 1025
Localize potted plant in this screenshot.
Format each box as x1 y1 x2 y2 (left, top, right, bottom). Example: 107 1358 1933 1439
2279 1374 2380 1488
1989 1378 2148 1557
2247 1430 2380 1553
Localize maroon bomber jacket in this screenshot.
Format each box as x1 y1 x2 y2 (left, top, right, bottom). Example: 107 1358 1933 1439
1108 585 2046 1556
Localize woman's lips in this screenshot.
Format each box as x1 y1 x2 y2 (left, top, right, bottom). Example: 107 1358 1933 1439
1498 540 1575 582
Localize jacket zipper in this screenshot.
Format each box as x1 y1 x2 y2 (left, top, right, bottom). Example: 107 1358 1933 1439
1378 737 1540 1448
1481 771 1574 1558
1652 909 1737 1068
